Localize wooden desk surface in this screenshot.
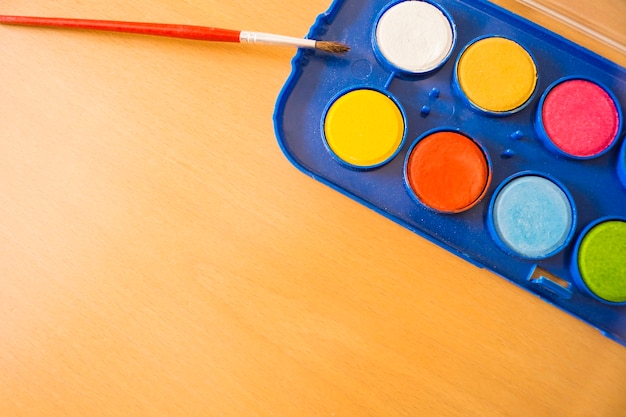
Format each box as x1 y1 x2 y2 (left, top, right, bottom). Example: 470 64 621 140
1 1 625 416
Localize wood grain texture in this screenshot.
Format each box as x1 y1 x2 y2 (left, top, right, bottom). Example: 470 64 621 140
1 1 625 416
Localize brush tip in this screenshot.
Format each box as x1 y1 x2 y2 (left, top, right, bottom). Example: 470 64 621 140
315 41 350 54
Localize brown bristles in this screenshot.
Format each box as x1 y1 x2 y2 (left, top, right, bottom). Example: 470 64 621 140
315 41 350 54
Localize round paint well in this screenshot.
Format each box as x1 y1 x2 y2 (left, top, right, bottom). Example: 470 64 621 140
488 174 576 259
374 0 455 75
536 78 622 159
404 130 491 213
323 88 406 169
454 36 537 115
571 218 626 304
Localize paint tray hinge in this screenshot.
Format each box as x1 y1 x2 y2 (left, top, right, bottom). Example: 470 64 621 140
528 266 573 300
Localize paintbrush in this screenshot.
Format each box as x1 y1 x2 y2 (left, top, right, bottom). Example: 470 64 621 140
0 15 350 54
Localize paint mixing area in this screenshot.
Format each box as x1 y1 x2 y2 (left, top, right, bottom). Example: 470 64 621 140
1 1 625 416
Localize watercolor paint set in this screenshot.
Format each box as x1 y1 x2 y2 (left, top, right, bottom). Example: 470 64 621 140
273 0 626 345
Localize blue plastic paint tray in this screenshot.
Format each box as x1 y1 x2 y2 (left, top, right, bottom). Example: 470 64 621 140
273 0 626 345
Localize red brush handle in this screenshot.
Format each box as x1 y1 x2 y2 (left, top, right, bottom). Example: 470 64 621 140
0 15 241 42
